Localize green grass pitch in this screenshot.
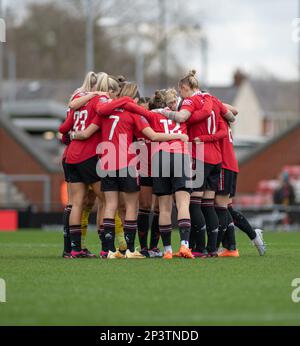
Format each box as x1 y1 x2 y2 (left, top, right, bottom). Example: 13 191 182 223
0 229 300 326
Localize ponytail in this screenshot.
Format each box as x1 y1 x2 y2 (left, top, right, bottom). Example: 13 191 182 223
70 71 97 100
96 72 120 93
179 69 199 89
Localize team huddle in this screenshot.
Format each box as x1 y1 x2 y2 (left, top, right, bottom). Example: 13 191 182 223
59 70 266 260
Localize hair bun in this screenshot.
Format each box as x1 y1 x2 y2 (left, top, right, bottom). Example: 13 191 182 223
154 90 163 99
189 69 197 77
116 75 126 83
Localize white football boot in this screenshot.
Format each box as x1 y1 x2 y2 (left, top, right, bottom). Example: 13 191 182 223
252 229 266 256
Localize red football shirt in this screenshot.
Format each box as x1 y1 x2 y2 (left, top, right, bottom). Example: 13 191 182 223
219 124 239 173
182 93 228 164
61 92 87 161
134 130 152 177
93 109 150 171
124 103 189 157
62 109 70 161
59 95 101 164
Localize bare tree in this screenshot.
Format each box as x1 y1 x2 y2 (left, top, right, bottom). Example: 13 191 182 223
4 0 207 89
4 1 137 79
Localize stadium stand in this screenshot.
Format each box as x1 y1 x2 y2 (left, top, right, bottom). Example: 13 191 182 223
0 172 28 208
0 112 63 212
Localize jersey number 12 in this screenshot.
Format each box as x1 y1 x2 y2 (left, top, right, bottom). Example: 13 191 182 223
160 119 182 134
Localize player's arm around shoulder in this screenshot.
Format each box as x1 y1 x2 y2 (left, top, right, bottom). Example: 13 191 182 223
70 123 100 141
69 92 101 110
141 126 188 143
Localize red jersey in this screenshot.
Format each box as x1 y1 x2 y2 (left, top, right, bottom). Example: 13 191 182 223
93 109 149 171
62 108 70 161
59 95 101 164
219 124 239 172
61 92 87 161
124 103 189 156
134 130 152 177
198 123 239 172
182 93 228 164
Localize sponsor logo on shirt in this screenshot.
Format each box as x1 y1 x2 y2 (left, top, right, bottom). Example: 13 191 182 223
182 100 193 106
99 96 109 103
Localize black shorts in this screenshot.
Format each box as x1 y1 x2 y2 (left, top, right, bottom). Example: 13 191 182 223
152 151 192 196
140 176 153 187
66 155 100 184
217 168 238 197
62 158 70 183
101 166 140 192
192 159 222 192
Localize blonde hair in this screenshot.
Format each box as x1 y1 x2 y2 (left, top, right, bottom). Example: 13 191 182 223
70 71 98 100
165 88 177 105
118 82 140 99
179 69 199 89
94 72 120 94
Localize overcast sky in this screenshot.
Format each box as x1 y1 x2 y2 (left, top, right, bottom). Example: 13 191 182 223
197 0 298 85
1 0 298 85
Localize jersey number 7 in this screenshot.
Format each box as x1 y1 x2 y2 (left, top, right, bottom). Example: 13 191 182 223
109 115 120 140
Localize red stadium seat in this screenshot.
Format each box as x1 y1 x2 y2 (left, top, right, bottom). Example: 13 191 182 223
233 193 272 207
235 165 300 208
282 166 300 180
257 180 279 194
